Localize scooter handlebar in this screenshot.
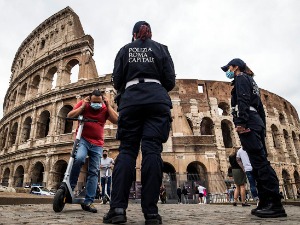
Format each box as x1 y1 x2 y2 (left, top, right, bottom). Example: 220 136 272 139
66 117 98 122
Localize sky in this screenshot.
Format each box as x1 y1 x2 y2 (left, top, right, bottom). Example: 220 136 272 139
0 0 300 119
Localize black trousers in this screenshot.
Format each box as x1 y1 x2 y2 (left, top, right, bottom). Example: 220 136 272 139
110 104 172 214
238 126 281 201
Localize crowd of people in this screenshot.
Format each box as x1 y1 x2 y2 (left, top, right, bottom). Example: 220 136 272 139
63 20 288 224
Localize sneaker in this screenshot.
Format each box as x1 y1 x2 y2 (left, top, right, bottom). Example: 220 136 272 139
233 202 237 206
103 208 127 224
81 203 97 213
242 203 251 207
144 214 162 225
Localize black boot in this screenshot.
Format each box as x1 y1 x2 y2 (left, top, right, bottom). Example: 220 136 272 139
254 200 287 218
103 208 127 224
144 214 162 225
251 199 268 215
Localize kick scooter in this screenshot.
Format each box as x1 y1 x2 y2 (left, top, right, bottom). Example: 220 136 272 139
53 115 97 212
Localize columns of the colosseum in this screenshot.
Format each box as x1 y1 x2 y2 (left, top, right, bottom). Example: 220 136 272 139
78 48 98 80
8 163 15 187
5 121 11 150
15 116 23 146
48 101 58 137
54 60 66 88
44 156 51 189
23 160 31 185
29 108 37 140
39 68 47 93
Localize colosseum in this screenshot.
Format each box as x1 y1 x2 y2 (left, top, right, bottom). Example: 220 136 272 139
0 7 300 201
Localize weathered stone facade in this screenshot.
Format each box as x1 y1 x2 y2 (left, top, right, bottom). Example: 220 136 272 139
0 7 299 198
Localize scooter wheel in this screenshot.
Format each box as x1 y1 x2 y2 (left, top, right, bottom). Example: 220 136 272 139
53 189 66 212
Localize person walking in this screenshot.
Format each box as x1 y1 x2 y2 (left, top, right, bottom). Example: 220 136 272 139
182 186 189 204
100 149 114 201
68 89 118 213
177 186 182 204
236 147 259 203
197 185 206 204
228 148 250 207
103 21 175 224
221 58 287 218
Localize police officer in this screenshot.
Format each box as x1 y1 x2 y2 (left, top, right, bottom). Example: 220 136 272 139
221 58 287 218
103 21 175 224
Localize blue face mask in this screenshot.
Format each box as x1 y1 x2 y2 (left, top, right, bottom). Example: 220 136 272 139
226 69 235 79
90 102 102 110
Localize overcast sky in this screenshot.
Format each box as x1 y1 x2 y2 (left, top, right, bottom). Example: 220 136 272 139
0 0 299 119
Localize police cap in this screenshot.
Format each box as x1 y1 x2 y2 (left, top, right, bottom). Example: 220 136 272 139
221 58 246 72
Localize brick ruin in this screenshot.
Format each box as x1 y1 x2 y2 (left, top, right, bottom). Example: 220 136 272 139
0 7 299 199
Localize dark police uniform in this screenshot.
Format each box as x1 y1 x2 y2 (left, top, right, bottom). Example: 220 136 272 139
111 37 175 215
231 73 281 202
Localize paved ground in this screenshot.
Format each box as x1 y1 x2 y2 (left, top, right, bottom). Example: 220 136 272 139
0 193 299 224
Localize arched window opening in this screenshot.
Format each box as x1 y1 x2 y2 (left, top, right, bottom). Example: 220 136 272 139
9 122 18 147
0 128 8 149
14 165 24 187
2 168 10 187
66 59 80 84
19 83 27 102
36 111 51 138
162 162 177 199
31 75 40 97
218 102 230 116
186 162 208 193
58 105 73 134
44 67 57 91
21 117 32 142
10 91 17 108
279 113 285 124
31 162 44 186
294 171 300 190
200 117 214 135
221 120 233 148
282 170 292 199
52 160 68 190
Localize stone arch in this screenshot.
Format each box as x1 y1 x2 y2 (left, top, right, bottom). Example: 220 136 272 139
279 113 286 124
200 117 214 135
221 119 234 148
9 122 18 147
10 90 17 109
31 75 41 97
30 161 45 185
44 66 58 91
0 127 8 149
282 169 292 199
52 160 68 189
20 117 32 143
283 129 295 162
14 165 24 187
2 168 10 187
186 161 208 189
18 83 27 102
65 58 80 84
292 131 300 157
218 102 230 116
162 162 177 199
57 105 73 134
271 124 285 162
36 110 51 138
294 170 300 189
186 117 194 135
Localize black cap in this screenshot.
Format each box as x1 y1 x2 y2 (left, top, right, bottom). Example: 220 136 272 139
132 21 151 41
221 58 246 72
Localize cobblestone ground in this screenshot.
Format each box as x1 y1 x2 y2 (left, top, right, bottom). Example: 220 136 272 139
0 202 299 225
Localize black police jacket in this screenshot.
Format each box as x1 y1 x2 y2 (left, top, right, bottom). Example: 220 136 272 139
112 38 175 111
231 73 266 129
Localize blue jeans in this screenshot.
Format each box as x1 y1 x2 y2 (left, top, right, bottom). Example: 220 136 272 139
70 138 103 204
246 171 258 199
101 176 112 197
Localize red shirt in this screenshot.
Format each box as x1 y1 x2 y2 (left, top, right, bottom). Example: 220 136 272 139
74 100 109 146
